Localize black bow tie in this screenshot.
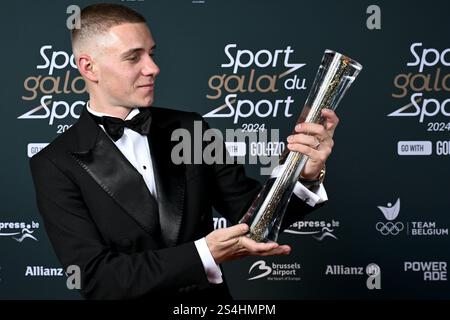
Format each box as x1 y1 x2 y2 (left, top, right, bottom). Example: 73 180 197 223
90 108 152 142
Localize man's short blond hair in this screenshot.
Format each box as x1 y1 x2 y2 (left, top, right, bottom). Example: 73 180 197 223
71 3 146 58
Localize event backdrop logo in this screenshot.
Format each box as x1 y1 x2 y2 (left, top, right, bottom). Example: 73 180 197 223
17 45 86 132
404 261 447 281
204 44 309 159
0 221 39 242
376 198 404 235
376 198 448 237
325 263 381 290
284 219 340 241
247 260 301 281
25 265 81 289
389 42 450 157
204 44 306 125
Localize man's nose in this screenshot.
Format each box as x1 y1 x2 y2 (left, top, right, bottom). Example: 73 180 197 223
142 56 160 77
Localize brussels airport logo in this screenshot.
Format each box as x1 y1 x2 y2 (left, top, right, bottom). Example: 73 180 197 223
284 219 340 241
325 263 381 290
376 198 448 237
248 260 272 280
204 44 307 126
247 260 301 281
0 221 39 242
376 198 404 235
387 42 450 132
17 45 86 132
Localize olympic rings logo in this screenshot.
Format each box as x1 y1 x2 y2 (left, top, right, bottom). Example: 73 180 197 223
375 222 404 235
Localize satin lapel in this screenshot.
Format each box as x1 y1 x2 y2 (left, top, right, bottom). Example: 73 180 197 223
71 109 161 238
149 121 185 247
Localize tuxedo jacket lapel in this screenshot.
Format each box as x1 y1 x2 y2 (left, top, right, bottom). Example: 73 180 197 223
70 109 162 240
149 120 185 248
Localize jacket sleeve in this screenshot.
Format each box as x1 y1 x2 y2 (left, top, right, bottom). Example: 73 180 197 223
30 153 210 299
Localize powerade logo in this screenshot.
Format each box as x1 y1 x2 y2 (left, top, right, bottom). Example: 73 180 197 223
404 261 447 281
204 44 307 126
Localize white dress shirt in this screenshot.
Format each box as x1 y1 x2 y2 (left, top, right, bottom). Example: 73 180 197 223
87 103 158 198
86 102 327 284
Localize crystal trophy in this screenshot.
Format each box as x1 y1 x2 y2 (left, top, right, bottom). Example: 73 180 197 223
239 49 363 242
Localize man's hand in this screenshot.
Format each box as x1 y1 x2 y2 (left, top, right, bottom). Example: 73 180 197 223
286 108 339 179
205 224 291 264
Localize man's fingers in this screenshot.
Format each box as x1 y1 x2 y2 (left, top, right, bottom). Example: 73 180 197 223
221 223 249 241
294 122 327 137
287 133 319 148
321 109 339 135
286 142 322 159
239 236 279 253
260 245 291 256
293 109 339 138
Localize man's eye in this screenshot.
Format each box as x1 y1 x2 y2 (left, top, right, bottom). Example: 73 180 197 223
149 53 155 58
128 56 139 62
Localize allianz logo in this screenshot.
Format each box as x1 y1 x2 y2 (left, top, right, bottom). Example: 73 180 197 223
25 265 81 289
25 266 65 277
325 263 382 290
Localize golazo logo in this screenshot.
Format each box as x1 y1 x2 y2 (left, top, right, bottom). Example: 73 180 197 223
0 221 39 242
376 198 404 235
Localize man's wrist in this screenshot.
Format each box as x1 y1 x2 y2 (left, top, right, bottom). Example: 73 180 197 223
299 165 326 190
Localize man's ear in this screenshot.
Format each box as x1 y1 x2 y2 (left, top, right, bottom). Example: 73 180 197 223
77 54 98 82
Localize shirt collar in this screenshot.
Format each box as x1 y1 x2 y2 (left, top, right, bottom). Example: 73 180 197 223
86 101 140 121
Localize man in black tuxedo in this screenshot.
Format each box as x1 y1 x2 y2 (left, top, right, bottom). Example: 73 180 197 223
30 3 339 300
